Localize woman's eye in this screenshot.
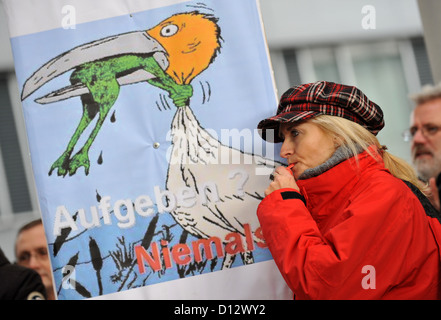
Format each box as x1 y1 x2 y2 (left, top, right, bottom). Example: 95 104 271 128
160 24 179 37
291 129 299 137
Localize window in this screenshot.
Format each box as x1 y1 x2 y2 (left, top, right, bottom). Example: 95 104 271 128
0 73 35 217
411 37 434 86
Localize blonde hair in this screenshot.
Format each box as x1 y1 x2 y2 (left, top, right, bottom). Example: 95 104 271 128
309 115 428 195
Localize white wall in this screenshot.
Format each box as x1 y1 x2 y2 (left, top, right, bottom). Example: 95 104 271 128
259 0 424 95
260 0 422 48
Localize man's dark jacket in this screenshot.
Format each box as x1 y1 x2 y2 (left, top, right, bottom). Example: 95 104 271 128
0 247 46 300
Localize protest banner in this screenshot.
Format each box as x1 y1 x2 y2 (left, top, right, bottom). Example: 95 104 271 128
3 0 292 299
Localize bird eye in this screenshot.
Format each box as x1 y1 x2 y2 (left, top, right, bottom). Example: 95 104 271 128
160 24 179 37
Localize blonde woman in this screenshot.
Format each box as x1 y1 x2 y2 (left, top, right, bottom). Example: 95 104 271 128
257 81 441 300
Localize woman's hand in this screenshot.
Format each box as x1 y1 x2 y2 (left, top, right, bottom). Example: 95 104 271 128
265 166 300 196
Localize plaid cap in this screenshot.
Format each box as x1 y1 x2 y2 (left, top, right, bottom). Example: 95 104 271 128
258 81 385 142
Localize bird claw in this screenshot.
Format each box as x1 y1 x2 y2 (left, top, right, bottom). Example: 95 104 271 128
68 149 91 176
49 151 71 177
48 150 90 177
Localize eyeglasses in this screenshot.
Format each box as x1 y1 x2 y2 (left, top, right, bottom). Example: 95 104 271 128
16 248 48 266
402 124 441 142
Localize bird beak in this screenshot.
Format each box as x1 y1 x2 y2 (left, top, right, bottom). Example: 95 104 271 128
21 31 169 103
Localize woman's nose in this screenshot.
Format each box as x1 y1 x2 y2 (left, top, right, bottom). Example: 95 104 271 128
280 140 293 159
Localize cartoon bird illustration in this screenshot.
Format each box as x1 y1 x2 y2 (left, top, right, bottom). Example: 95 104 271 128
21 12 220 177
23 9 281 271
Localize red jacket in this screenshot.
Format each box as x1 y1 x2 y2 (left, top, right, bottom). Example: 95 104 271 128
257 149 441 299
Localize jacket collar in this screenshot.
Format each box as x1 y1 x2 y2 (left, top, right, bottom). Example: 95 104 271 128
296 146 386 224
298 144 364 180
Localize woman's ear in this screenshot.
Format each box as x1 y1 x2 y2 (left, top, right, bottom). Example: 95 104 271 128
333 136 341 148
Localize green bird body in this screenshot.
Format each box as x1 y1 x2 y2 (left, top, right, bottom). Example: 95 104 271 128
50 55 192 176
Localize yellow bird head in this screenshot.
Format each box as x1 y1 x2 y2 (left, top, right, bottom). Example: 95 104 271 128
147 12 222 85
